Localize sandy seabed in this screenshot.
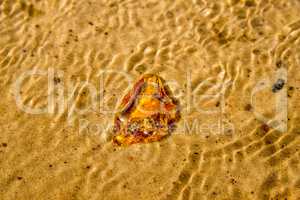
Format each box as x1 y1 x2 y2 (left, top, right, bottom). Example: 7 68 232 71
0 0 300 199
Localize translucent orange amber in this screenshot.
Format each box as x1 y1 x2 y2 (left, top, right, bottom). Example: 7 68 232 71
113 74 180 146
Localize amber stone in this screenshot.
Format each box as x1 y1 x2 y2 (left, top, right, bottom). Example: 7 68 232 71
113 74 180 146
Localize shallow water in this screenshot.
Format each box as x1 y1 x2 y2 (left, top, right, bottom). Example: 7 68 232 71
0 0 300 199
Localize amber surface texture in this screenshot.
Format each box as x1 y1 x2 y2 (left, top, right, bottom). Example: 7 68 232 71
113 74 180 145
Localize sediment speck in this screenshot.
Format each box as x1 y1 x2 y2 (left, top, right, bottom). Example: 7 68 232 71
272 79 285 93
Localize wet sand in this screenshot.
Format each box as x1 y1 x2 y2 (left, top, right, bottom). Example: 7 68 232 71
0 0 300 199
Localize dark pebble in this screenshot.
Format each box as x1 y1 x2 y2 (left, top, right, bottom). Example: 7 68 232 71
272 79 285 93
261 124 270 133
